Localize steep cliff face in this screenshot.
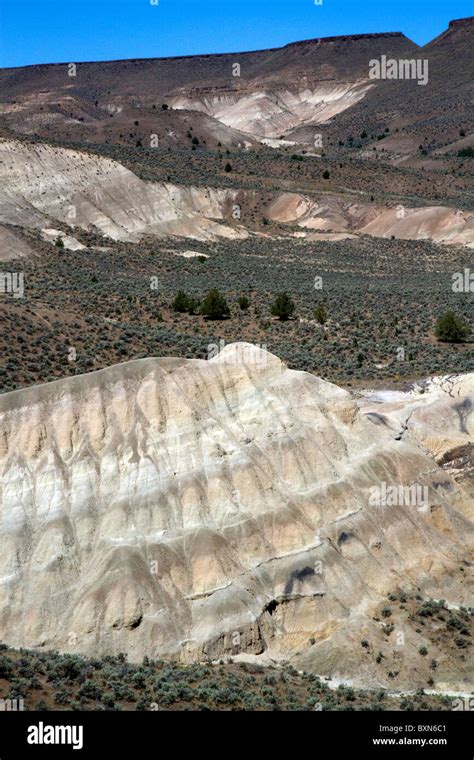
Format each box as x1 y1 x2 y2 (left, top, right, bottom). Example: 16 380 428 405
0 344 472 687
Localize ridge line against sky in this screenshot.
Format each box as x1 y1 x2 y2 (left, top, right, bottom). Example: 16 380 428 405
0 0 472 69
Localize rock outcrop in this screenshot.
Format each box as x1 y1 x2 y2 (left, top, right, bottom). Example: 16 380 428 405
0 344 472 688
0 138 247 243
1 137 472 248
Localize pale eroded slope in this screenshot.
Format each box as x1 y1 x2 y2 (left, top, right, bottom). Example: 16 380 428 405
1 137 472 249
0 344 472 687
268 193 474 248
0 138 246 243
169 82 374 138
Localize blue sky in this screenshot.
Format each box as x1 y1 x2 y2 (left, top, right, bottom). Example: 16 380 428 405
0 0 472 68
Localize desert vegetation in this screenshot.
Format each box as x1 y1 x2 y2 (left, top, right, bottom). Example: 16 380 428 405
32 136 472 211
435 311 470 343
0 232 471 394
356 588 473 692
0 644 459 712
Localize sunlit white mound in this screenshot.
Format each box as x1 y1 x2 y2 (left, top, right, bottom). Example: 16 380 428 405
0 344 472 688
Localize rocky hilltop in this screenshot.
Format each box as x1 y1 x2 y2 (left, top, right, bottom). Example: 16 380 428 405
0 344 472 689
0 18 472 156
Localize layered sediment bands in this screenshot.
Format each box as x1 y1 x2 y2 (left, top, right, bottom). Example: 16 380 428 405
1 137 472 248
0 345 472 687
0 138 246 243
169 82 374 137
268 193 474 248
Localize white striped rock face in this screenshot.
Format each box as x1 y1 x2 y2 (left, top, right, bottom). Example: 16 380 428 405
169 83 374 138
0 344 472 687
0 139 247 243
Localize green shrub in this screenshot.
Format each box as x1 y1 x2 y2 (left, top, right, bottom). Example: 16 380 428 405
101 692 116 708
314 305 327 324
58 655 84 680
271 292 295 321
186 297 200 316
0 656 13 678
78 680 103 700
172 290 190 313
54 688 70 705
200 289 230 320
238 296 250 311
131 672 146 689
435 312 469 343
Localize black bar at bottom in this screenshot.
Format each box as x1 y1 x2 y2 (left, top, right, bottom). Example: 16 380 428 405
0 710 471 758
